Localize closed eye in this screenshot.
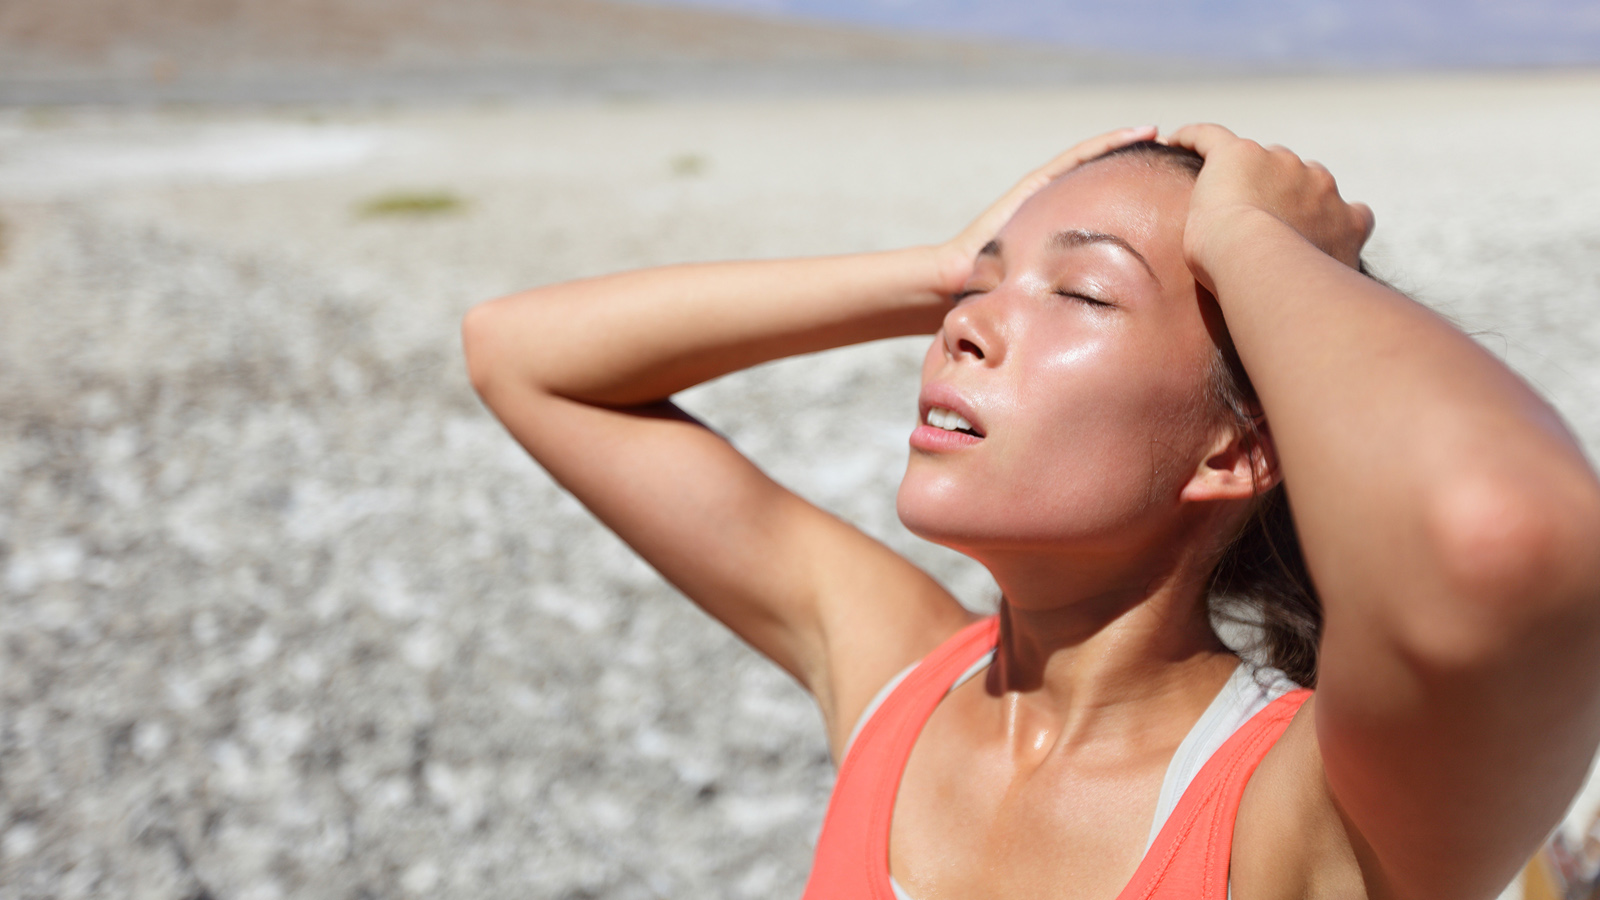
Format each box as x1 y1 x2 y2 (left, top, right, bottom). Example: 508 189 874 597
1057 290 1115 309
952 289 986 303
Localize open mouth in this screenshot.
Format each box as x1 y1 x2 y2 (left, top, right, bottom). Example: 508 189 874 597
924 406 984 438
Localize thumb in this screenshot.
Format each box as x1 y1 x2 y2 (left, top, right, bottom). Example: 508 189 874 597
1352 202 1376 244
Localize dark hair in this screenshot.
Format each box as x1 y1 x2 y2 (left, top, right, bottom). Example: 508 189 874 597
1085 140 1323 686
1203 337 1322 688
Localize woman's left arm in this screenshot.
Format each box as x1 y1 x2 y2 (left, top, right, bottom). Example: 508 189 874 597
1171 124 1600 900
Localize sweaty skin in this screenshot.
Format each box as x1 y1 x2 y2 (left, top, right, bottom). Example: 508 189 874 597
900 161 1226 565
463 124 1600 900
892 158 1263 900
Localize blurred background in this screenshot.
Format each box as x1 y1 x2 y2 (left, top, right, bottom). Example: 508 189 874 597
2 1 1599 898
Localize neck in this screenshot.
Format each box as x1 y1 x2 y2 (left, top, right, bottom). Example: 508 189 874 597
972 539 1238 758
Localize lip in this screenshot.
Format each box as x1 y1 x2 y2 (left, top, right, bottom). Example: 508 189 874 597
912 382 986 451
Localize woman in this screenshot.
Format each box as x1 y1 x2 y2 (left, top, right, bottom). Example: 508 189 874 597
462 124 1600 899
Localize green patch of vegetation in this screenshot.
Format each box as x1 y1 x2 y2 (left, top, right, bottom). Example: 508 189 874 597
23 106 66 129
357 190 467 218
670 154 708 177
604 90 658 107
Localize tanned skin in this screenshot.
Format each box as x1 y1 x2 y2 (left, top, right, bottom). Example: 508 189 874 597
463 124 1600 900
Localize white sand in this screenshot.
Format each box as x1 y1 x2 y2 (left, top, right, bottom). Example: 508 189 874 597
1 71 1597 897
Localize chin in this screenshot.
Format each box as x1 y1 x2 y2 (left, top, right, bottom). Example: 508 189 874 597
896 466 956 541
895 471 1011 555
898 464 1157 561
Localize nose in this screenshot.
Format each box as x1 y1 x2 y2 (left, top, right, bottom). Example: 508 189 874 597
940 291 1004 365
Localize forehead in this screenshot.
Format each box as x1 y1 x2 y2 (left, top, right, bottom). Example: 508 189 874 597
999 158 1193 272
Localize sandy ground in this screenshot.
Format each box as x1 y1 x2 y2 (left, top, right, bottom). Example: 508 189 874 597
2 72 1600 898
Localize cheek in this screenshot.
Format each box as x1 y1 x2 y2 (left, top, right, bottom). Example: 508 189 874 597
1005 340 1183 506
899 332 1212 547
1023 390 1204 512
920 333 943 377
1048 335 1210 465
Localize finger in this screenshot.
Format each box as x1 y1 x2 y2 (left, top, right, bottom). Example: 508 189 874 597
1264 144 1308 169
1164 123 1239 158
1351 202 1377 242
1088 124 1159 152
1033 127 1155 179
1035 125 1158 178
1305 159 1340 192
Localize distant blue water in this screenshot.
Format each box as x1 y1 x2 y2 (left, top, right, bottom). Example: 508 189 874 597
634 0 1600 68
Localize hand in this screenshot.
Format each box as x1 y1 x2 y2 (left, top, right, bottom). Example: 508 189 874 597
1165 123 1375 292
932 126 1159 295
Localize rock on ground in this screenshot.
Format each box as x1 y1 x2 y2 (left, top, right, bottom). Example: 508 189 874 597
1 73 1599 899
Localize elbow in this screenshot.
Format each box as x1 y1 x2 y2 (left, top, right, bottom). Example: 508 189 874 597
461 300 510 401
1410 469 1600 667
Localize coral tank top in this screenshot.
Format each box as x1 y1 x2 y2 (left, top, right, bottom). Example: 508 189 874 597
802 616 1313 900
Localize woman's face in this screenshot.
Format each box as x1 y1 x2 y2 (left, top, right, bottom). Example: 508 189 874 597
897 158 1224 563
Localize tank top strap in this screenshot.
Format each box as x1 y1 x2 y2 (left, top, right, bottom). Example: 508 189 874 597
1119 687 1314 900
802 615 1001 900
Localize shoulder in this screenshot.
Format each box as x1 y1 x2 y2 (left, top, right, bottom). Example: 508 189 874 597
1231 695 1377 900
815 583 979 762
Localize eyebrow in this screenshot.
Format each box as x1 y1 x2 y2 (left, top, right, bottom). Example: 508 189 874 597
1052 229 1158 282
977 232 1159 283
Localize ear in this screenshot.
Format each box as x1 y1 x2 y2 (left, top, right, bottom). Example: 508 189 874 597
1178 418 1281 503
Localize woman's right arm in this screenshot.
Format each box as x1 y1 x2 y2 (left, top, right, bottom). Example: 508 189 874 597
462 251 966 759
460 127 1157 757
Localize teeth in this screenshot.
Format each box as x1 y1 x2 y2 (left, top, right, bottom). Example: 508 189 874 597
926 407 975 433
